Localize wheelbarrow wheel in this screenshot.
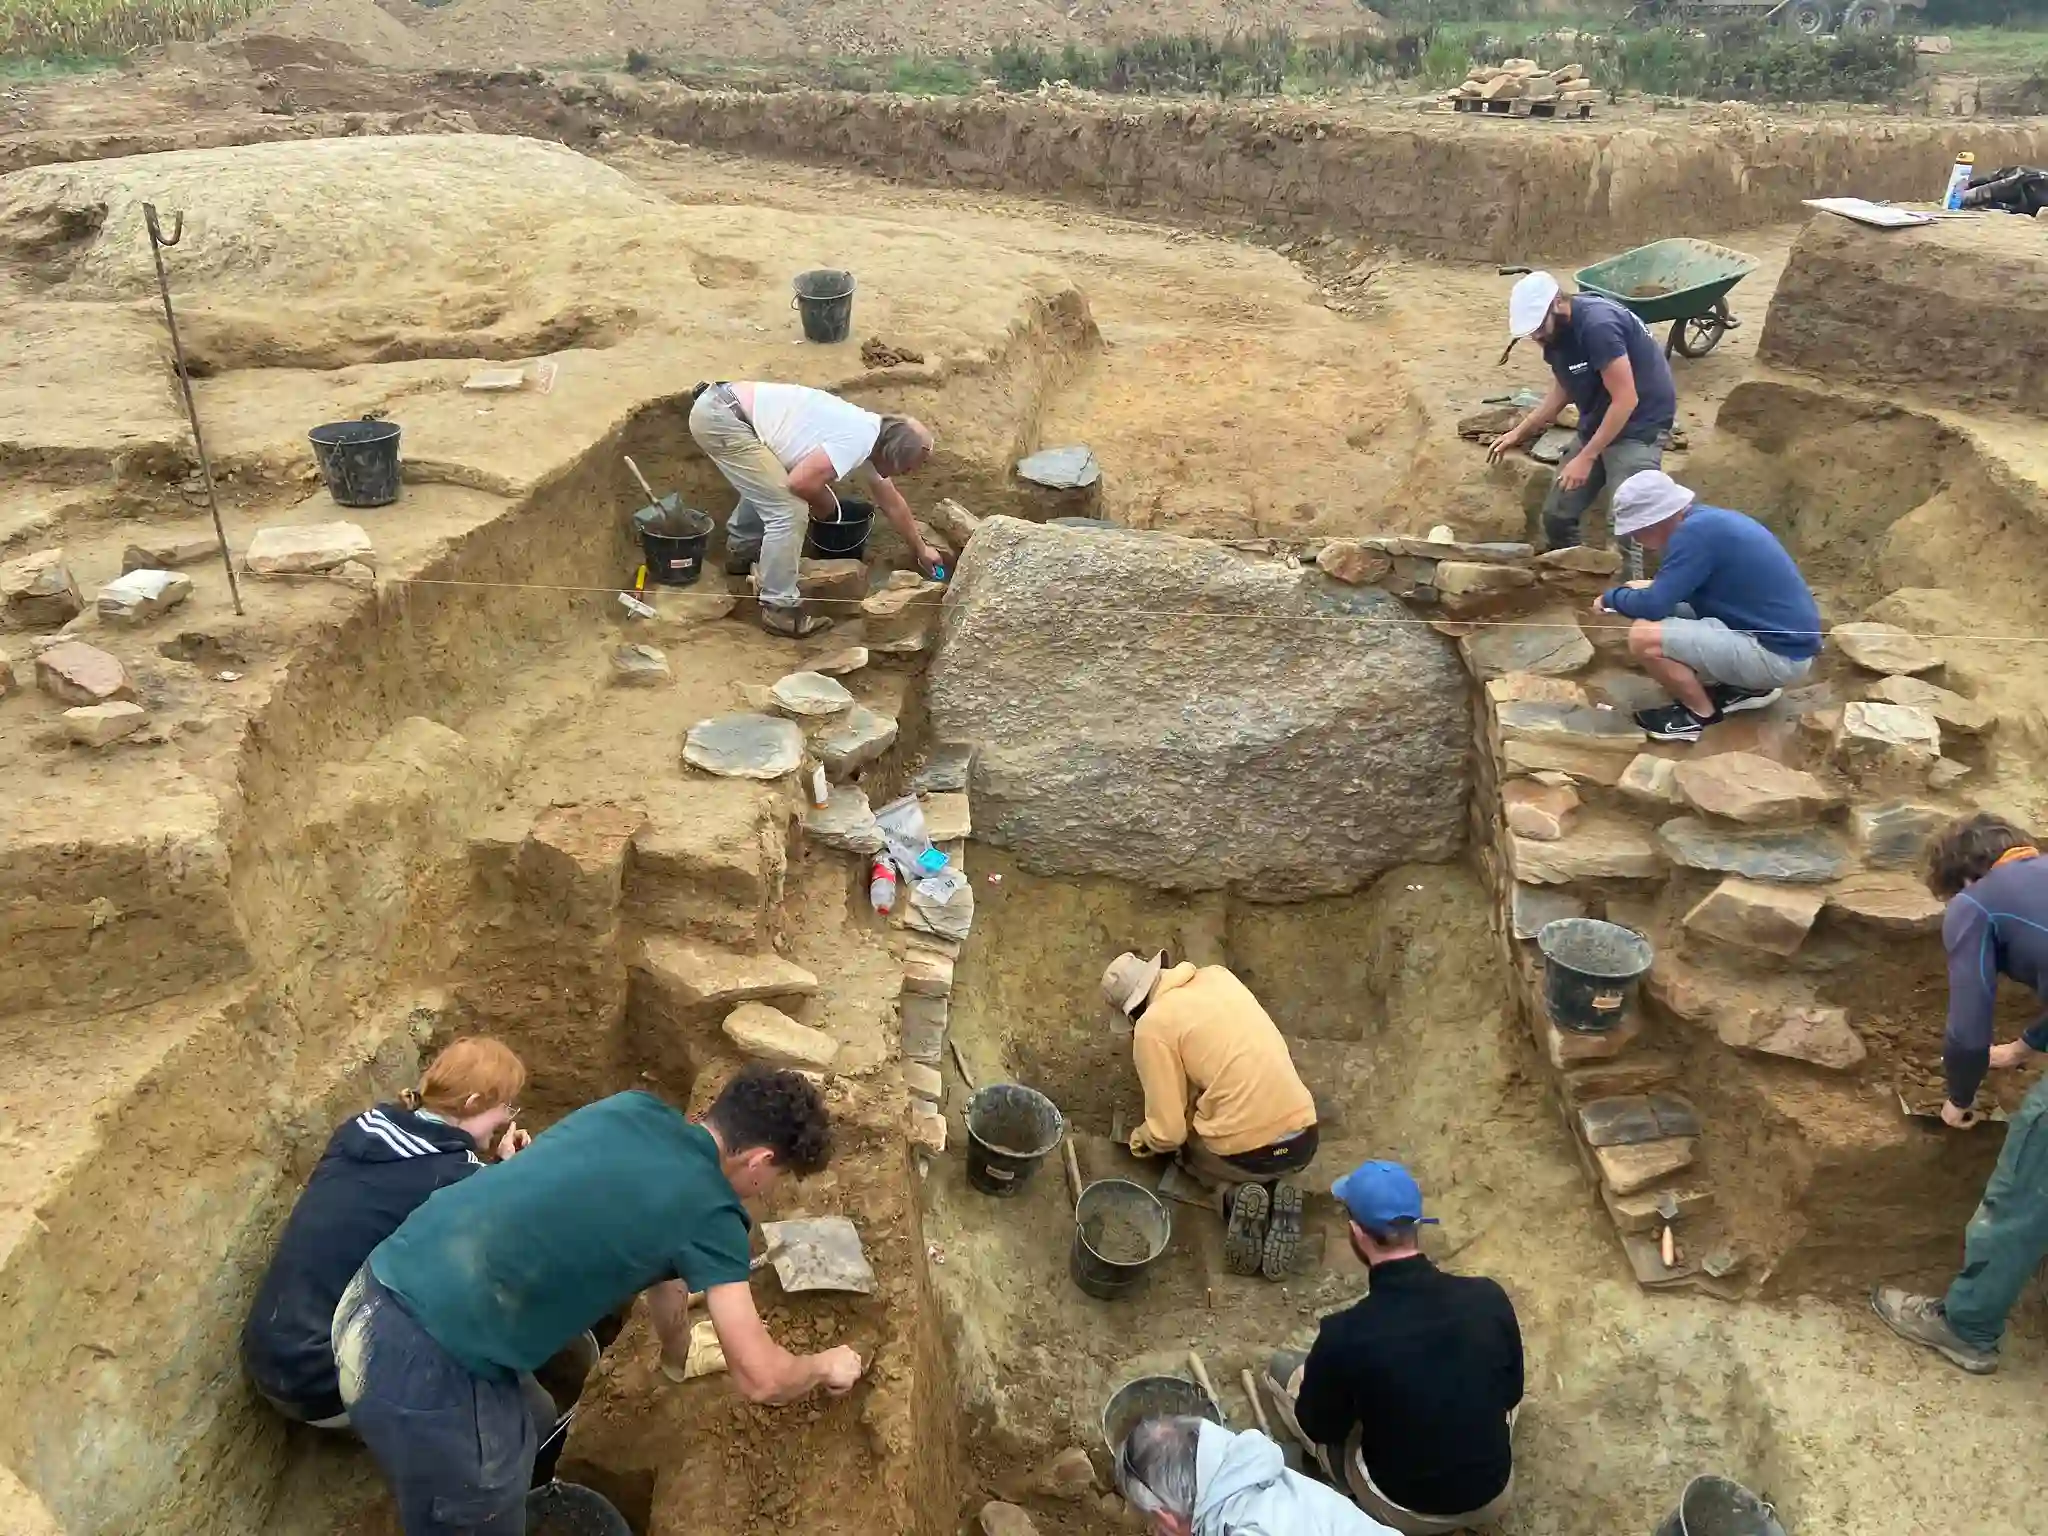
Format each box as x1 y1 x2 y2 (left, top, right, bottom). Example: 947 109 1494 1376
1671 298 1731 360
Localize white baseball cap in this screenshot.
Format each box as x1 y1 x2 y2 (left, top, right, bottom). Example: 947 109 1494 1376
1508 271 1562 338
1611 470 1695 537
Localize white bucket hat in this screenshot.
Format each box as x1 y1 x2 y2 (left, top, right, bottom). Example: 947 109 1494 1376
1101 951 1165 1017
1611 470 1696 538
1508 271 1562 338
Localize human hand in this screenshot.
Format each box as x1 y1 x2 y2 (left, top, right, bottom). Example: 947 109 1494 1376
1486 427 1524 465
916 543 944 579
1940 1100 1982 1130
1623 578 1652 590
1557 453 1595 492
1591 593 1612 617
1989 1040 2039 1071
496 1123 532 1159
815 1345 865 1395
1128 1128 1162 1157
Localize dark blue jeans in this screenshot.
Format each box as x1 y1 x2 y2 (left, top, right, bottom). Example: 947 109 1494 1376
334 1267 539 1536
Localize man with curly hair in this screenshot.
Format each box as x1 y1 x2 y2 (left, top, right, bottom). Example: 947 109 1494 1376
335 1065 862 1534
1874 812 2048 1376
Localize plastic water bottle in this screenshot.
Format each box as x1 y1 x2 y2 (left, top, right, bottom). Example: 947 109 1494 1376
1943 151 1975 210
869 858 897 914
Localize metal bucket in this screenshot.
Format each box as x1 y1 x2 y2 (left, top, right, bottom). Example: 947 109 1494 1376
1653 1475 1786 1536
525 1482 632 1536
1070 1179 1172 1300
1100 1375 1222 1458
1538 917 1654 1034
964 1083 1063 1197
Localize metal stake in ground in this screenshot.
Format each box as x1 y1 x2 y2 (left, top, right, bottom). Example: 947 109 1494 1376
142 204 243 617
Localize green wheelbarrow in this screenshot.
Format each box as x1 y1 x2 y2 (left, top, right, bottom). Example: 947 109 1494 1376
1573 238 1760 360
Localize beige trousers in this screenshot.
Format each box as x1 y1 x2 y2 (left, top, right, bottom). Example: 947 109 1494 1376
689 390 808 610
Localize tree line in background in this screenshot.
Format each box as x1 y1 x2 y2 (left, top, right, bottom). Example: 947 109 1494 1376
986 23 1921 102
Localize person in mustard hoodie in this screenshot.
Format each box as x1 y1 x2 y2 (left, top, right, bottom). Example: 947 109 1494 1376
1103 950 1319 1281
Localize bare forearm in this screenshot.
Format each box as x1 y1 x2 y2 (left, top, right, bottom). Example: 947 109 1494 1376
647 1280 692 1364
871 477 924 555
1514 382 1570 439
1577 389 1634 459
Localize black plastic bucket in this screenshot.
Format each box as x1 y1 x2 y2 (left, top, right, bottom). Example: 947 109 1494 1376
634 497 715 587
1538 917 1654 1035
1100 1376 1222 1458
525 1482 632 1536
308 417 401 508
964 1083 1063 1197
793 268 855 343
1070 1179 1172 1301
1653 1475 1785 1536
803 493 875 561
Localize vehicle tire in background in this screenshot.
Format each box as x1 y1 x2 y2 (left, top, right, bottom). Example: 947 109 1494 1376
1782 0 1833 35
1836 0 1896 29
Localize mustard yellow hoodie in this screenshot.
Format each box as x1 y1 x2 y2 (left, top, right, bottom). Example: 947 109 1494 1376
1133 963 1316 1156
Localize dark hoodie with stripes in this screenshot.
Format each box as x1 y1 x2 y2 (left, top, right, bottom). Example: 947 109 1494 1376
242 1103 483 1423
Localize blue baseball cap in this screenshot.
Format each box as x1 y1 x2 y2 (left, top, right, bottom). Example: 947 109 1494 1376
1331 1161 1438 1230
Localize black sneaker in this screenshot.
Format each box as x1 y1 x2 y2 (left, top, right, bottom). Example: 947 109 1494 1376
1709 684 1782 716
1635 701 1718 743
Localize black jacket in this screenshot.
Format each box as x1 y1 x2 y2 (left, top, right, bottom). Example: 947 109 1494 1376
1294 1255 1524 1517
241 1104 481 1421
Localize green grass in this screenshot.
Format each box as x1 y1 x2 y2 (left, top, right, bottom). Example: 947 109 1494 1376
1939 23 2048 74
0 47 117 74
885 53 977 95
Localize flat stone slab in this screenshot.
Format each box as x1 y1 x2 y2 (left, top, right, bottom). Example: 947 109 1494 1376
1833 700 1940 778
1672 751 1840 827
804 645 869 677
1461 608 1595 680
1867 674 1995 736
1605 1181 1714 1234
816 705 898 779
245 521 375 575
684 713 805 780
35 640 135 705
1851 800 1947 869
1510 884 1587 940
0 548 83 629
798 558 869 607
1594 1137 1697 1196
1578 1093 1701 1147
803 785 885 855
770 670 855 718
1832 621 1941 676
123 535 219 572
900 991 949 1064
914 742 976 794
722 1001 839 1070
1657 816 1849 884
1496 700 1646 752
637 935 818 1009
1684 876 1825 956
906 879 975 942
1504 738 1632 786
1617 753 1683 808
64 700 148 746
1537 546 1624 576
921 791 971 843
1719 1002 1866 1070
1016 445 1100 490
610 643 671 686
1511 817 1661 884
1827 871 1946 934
97 568 192 626
905 1061 944 1103
901 948 955 997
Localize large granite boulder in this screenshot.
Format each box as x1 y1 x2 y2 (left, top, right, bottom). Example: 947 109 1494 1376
927 517 1469 898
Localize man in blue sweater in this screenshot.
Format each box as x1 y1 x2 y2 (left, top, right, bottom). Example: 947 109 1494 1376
1592 471 1823 744
1874 813 2048 1376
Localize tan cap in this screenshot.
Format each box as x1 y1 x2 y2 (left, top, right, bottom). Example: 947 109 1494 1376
1101 951 1165 1017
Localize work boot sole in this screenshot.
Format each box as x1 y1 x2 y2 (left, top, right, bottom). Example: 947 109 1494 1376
1224 1183 1269 1276
1869 1288 1999 1375
1262 1181 1303 1282
760 609 833 639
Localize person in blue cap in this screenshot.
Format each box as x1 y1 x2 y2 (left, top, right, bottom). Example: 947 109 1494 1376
1260 1161 1523 1536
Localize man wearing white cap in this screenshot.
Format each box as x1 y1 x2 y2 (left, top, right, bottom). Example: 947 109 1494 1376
1596 470 1823 744
1487 271 1677 565
1103 951 1319 1281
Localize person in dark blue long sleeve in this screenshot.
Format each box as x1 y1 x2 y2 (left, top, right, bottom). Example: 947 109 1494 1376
1592 471 1823 744
1874 814 2048 1376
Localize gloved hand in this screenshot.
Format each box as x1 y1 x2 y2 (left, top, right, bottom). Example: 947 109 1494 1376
1128 1128 1164 1158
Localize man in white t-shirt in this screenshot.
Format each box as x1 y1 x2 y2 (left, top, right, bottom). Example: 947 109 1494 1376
689 381 939 638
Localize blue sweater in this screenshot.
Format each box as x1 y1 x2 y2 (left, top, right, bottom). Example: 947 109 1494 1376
1602 505 1822 660
1943 855 2048 1110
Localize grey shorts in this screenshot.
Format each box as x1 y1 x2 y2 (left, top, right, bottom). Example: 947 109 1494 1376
1660 615 1813 692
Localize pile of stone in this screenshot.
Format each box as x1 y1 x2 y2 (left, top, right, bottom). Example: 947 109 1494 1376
1444 58 1600 115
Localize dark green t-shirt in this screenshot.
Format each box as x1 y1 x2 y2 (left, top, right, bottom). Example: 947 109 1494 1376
369 1090 753 1378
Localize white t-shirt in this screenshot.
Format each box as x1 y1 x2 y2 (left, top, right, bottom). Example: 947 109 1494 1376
745 384 881 480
